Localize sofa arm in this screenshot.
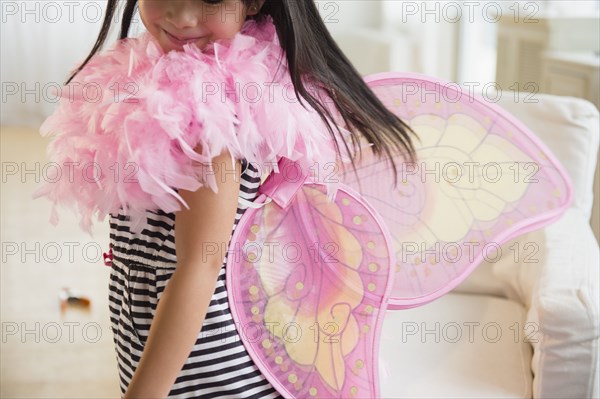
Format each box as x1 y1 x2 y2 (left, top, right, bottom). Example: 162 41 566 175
522 208 599 398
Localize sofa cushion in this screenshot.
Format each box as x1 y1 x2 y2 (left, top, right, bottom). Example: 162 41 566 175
450 208 599 398
452 227 545 303
525 208 599 398
379 292 533 398
495 92 599 220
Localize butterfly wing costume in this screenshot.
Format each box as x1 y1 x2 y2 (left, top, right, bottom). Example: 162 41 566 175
32 16 572 399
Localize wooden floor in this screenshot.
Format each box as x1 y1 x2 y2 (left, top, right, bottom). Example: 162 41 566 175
1 125 121 398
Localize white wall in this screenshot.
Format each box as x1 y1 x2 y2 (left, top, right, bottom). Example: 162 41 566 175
323 1 461 81
0 1 144 128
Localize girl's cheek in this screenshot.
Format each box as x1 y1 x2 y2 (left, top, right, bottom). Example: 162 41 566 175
138 1 168 38
206 18 246 40
138 0 165 22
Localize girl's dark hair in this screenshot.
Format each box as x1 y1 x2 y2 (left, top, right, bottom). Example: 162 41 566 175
65 0 418 189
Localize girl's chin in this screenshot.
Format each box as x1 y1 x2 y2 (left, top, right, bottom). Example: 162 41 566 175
159 41 208 53
157 29 211 52
163 39 215 53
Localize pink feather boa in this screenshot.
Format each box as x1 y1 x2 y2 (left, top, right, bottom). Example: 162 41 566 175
32 15 350 236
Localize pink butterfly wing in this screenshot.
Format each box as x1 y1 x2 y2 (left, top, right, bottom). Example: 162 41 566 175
226 159 396 399
337 72 573 309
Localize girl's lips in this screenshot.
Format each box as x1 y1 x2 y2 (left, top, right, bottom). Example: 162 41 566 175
163 29 205 45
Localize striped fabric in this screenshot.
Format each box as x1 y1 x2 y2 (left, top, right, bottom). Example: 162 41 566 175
108 159 283 399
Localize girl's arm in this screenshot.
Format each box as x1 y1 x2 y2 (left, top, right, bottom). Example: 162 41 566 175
124 150 242 398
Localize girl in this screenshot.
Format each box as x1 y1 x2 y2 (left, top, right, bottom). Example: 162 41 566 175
47 0 417 397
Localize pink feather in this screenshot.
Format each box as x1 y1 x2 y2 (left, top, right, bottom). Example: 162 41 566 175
32 15 350 236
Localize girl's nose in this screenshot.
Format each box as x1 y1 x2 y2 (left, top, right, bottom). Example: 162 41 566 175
165 1 201 29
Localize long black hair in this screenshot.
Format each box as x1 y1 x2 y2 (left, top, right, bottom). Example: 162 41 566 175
65 0 419 188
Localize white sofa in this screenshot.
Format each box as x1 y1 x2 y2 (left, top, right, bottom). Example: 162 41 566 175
378 92 600 398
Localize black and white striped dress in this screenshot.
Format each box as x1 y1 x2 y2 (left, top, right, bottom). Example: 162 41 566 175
107 159 284 399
